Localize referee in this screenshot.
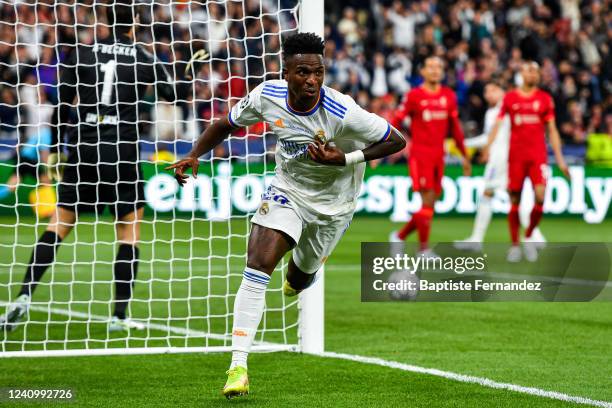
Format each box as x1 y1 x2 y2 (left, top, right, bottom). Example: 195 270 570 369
1 1 207 332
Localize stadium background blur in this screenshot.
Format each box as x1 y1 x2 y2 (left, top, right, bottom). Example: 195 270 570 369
0 0 610 166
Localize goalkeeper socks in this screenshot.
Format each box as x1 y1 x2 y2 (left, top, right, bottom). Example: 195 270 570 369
113 244 139 320
471 195 492 242
508 204 520 245
416 206 434 251
525 203 544 238
19 231 63 297
230 267 270 370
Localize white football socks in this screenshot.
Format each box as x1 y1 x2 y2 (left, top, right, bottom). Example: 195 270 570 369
471 195 492 242
519 199 531 229
229 267 270 370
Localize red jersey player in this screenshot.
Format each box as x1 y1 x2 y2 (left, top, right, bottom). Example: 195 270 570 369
390 56 471 256
484 61 569 262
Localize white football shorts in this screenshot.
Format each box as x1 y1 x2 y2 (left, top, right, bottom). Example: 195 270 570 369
483 157 508 191
250 185 352 274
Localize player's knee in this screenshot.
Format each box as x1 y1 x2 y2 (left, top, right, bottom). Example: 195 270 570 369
508 191 521 204
47 210 76 240
534 186 546 204
421 192 436 207
246 259 276 274
483 189 494 198
116 224 140 245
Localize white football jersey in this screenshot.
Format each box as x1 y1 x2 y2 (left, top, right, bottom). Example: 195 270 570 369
229 79 390 216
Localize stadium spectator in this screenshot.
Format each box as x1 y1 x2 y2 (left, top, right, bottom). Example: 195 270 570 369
0 0 608 166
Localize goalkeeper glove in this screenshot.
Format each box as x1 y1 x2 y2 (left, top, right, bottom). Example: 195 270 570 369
184 49 210 80
46 152 67 182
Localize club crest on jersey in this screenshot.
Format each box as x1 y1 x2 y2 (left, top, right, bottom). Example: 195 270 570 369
533 101 540 111
423 109 432 122
440 96 447 107
314 129 327 143
259 202 269 215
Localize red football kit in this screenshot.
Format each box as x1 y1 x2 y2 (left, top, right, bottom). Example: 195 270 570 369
392 85 466 250
392 85 466 194
498 88 554 192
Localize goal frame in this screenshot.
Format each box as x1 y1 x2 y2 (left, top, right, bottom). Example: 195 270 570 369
1 0 325 359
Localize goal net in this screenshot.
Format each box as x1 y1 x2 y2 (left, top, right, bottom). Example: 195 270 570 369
0 0 322 357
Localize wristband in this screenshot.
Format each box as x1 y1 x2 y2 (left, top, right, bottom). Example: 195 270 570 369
344 150 365 166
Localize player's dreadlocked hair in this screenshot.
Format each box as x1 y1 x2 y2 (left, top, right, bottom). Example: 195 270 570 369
282 33 325 59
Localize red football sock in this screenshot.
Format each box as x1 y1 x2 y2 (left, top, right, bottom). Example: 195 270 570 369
525 203 544 238
416 206 434 251
398 214 419 240
508 204 520 245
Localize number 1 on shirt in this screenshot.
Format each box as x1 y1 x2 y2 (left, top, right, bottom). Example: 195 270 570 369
100 60 116 105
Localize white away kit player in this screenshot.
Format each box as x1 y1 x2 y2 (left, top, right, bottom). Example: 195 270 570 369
167 33 406 399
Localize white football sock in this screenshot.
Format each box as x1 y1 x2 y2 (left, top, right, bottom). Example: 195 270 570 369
229 267 270 370
471 195 492 242
519 199 531 229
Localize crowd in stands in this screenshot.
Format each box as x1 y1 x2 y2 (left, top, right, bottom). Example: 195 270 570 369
0 0 609 164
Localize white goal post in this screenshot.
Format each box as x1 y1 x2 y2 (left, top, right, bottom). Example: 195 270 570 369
0 0 324 358
296 0 325 355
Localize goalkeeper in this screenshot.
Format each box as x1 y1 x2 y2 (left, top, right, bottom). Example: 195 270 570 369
1 1 208 333
167 33 406 399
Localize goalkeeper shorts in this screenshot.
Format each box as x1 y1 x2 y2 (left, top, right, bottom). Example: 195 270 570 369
57 143 145 219
251 185 352 274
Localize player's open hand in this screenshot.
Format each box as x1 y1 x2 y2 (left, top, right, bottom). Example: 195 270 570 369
479 147 490 164
165 156 199 186
46 152 67 182
307 140 346 166
558 162 570 179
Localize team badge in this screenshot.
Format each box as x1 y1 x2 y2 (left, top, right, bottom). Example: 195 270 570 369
440 96 447 107
423 109 432 122
314 129 326 143
259 202 269 215
533 101 540 111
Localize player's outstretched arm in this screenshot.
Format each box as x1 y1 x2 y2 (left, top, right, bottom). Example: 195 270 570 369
166 117 236 186
307 126 406 166
547 121 570 178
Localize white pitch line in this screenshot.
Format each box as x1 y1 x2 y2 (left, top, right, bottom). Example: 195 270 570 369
318 351 612 408
25 304 288 349
28 304 228 341
3 305 611 406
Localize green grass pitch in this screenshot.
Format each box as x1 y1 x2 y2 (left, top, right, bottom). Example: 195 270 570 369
0 215 611 407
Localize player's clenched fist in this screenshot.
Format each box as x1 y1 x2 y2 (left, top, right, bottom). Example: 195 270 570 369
166 156 200 186
307 140 346 166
